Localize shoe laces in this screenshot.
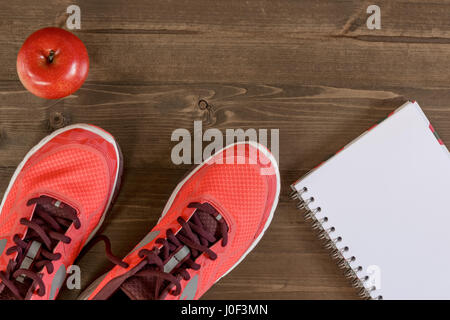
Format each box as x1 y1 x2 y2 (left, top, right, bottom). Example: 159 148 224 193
0 196 80 299
96 202 228 299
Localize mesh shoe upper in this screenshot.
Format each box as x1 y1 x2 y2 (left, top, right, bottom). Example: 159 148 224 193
81 141 280 300
0 125 121 300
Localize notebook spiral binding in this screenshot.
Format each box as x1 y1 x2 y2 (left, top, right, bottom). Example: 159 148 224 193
290 186 383 300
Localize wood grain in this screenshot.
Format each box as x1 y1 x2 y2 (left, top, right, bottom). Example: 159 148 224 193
0 0 449 299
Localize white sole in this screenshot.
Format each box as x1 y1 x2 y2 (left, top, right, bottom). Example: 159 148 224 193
159 141 281 285
0 124 122 245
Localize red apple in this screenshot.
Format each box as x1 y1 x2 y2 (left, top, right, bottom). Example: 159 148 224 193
17 27 89 99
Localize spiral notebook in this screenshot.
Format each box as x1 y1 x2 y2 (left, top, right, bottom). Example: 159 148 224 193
291 101 450 300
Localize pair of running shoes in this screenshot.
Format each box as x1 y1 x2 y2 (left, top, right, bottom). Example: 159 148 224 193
0 124 280 300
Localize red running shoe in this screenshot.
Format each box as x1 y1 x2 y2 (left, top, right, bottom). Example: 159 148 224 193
0 124 122 300
79 141 280 300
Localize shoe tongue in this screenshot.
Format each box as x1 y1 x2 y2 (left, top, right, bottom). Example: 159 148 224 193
195 208 222 238
32 196 77 220
0 286 20 300
118 206 223 300
0 282 29 300
0 263 39 300
119 265 160 300
0 196 76 300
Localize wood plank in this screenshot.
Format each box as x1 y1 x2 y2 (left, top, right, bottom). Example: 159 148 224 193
1 82 449 170
1 1 450 86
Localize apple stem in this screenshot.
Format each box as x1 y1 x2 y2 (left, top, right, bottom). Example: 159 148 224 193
48 50 55 64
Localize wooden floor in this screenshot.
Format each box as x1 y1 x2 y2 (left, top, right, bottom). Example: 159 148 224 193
1 0 449 300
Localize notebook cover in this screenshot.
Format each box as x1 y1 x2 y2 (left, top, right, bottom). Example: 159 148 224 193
291 101 450 299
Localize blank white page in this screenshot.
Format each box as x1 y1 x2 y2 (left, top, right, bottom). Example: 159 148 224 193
293 101 450 299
